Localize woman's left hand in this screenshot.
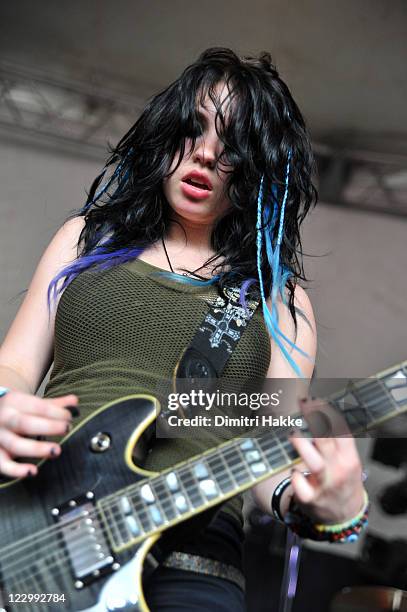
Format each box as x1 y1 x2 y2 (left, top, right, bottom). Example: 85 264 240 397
289 397 365 524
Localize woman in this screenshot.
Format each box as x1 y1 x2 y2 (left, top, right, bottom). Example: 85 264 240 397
0 48 366 610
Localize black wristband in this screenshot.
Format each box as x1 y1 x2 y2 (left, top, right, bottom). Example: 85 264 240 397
271 476 292 522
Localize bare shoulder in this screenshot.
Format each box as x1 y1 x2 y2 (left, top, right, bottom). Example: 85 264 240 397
41 216 85 273
55 216 85 255
0 216 86 392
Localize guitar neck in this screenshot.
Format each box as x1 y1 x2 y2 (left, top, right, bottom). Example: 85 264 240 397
99 360 407 553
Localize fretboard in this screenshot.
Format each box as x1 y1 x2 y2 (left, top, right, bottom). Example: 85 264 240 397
99 360 407 552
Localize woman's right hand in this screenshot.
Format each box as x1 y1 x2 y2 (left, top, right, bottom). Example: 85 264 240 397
0 392 78 479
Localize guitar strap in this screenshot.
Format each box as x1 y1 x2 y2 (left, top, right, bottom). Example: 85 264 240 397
173 284 261 399
152 283 261 562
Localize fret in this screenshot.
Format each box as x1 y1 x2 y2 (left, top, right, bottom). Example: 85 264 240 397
100 502 126 549
206 451 236 493
178 465 206 508
382 369 407 406
331 385 373 434
150 476 179 522
128 489 154 533
110 498 136 545
223 442 254 486
94 361 407 555
234 438 268 478
165 469 193 515
139 483 166 528
192 458 222 501
353 379 395 418
257 431 292 471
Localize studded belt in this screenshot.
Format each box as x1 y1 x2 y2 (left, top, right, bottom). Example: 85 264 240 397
162 552 245 591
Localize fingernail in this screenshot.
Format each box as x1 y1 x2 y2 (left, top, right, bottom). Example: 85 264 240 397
67 405 80 418
50 447 59 458
26 470 34 478
65 422 72 434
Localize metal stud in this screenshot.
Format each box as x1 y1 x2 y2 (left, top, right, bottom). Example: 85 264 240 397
86 491 94 499
74 580 84 589
51 508 59 516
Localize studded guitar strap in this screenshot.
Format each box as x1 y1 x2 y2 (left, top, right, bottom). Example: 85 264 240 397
173 284 261 395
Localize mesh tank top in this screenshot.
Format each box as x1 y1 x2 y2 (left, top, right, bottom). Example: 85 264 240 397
43 257 271 566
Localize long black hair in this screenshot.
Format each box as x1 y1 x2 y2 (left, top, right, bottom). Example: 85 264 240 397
49 47 317 370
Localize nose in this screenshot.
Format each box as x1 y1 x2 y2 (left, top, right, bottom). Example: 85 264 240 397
193 136 217 170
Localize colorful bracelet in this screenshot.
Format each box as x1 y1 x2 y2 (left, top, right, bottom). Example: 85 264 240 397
284 489 369 543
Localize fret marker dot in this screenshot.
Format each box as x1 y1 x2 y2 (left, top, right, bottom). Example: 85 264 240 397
126 515 140 536
240 439 255 451
120 496 132 515
245 450 260 463
250 462 267 475
166 472 179 492
194 462 209 480
175 495 188 512
199 479 217 498
140 484 155 504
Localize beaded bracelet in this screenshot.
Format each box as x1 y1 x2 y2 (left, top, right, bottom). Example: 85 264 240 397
284 489 369 543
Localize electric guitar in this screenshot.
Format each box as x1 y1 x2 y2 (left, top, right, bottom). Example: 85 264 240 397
1 361 407 611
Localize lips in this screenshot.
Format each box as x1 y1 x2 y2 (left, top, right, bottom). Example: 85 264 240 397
181 171 213 191
180 170 213 201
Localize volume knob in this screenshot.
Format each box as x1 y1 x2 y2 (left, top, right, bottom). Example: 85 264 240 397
90 432 111 452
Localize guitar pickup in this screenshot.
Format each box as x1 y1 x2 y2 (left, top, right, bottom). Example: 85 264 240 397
52 492 116 588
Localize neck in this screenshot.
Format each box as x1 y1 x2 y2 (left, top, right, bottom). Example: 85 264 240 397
166 215 213 252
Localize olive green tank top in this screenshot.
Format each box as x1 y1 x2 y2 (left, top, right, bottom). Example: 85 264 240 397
44 258 271 529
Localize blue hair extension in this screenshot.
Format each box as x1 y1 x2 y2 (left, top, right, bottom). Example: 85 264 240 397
239 278 257 313
157 271 220 286
256 156 309 376
48 149 142 309
47 244 144 310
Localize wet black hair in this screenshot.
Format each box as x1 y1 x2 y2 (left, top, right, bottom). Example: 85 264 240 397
50 47 317 340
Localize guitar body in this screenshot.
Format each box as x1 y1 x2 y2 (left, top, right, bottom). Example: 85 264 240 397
1 361 406 611
0 395 160 612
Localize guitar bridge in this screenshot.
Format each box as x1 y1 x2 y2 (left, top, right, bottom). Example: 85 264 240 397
52 491 117 588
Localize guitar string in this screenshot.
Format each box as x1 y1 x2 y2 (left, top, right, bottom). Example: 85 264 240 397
2 383 399 578
3 376 395 560
1 383 396 578
5 451 298 591
1 423 295 558
1 430 294 577
2 378 404 596
5 453 301 596
3 401 399 593
1 388 394 583
2 428 294 576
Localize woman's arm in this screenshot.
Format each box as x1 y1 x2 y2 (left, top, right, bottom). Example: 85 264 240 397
0 217 84 478
252 284 316 515
252 285 365 524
